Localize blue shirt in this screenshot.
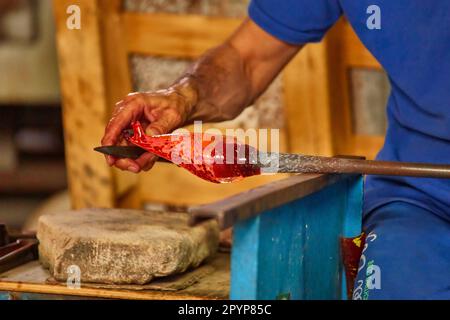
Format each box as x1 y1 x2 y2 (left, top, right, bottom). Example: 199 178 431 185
249 0 450 219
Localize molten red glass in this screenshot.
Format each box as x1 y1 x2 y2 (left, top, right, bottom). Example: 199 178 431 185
126 121 261 183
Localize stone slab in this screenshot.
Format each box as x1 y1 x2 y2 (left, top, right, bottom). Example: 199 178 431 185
37 208 219 285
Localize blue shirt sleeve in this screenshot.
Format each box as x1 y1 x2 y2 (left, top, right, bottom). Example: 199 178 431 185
248 0 342 44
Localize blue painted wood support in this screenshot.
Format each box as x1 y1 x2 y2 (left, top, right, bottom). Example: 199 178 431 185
230 175 363 300
0 292 11 300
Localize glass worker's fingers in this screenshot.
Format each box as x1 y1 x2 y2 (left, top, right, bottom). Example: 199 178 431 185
105 155 115 166
104 137 130 166
135 152 157 170
101 93 154 146
102 104 142 146
141 161 156 172
140 154 158 172
114 158 141 173
101 90 188 171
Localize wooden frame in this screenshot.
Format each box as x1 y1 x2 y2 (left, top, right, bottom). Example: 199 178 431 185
53 1 385 209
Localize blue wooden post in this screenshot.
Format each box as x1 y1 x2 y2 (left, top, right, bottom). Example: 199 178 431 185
230 175 363 300
0 292 11 300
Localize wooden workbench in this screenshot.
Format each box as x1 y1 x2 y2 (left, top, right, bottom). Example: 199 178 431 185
0 253 229 300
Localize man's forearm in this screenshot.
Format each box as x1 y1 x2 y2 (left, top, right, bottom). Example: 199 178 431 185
168 18 302 124
170 43 255 124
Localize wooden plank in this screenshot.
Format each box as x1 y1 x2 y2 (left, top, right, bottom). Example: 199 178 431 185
98 0 139 200
230 176 363 300
52 0 116 209
326 19 355 157
189 173 352 230
99 0 133 107
123 12 242 57
283 43 334 156
0 254 230 300
0 291 103 300
0 281 203 300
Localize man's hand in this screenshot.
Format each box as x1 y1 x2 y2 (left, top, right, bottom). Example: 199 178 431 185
101 88 195 173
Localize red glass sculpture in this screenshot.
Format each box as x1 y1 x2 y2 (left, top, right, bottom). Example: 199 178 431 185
127 121 261 183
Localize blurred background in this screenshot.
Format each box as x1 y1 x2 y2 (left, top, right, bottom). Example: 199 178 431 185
0 0 390 233
0 0 66 232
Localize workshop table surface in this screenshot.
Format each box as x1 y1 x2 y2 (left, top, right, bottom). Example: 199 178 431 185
0 253 230 300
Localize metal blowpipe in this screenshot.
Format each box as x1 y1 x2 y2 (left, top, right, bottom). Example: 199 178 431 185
94 145 450 179
272 154 450 179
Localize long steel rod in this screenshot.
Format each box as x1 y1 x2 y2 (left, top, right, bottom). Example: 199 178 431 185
274 154 450 179
95 146 450 179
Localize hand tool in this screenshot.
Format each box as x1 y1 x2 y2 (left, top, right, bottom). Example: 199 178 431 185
94 146 171 163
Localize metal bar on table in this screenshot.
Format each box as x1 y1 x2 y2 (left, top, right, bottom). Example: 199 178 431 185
188 173 351 230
